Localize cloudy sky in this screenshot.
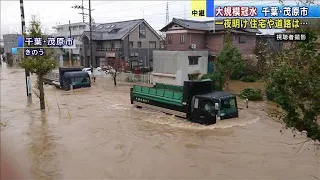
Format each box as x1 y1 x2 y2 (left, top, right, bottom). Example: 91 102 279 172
1 0 301 37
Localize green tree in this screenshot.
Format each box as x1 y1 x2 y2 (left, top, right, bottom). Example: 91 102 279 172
200 72 224 91
20 15 58 110
267 27 320 141
215 31 245 90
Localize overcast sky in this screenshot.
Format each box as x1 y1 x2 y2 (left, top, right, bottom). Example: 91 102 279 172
1 0 300 37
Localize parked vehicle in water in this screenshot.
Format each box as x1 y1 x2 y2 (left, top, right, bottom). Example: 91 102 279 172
130 79 238 125
82 67 92 75
44 67 91 91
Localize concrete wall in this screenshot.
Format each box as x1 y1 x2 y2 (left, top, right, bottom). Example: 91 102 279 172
152 50 208 85
151 73 176 85
153 50 178 74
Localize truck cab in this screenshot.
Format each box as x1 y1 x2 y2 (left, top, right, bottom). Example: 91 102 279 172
190 95 218 124
194 92 238 121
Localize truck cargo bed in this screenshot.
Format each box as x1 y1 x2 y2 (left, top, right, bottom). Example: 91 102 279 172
131 85 186 114
132 85 183 106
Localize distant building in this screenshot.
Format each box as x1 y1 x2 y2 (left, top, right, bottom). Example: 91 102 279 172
52 22 90 60
2 34 21 65
2 34 20 54
160 18 260 60
80 19 162 69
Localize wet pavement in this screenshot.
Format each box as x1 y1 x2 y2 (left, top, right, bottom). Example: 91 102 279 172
1 65 319 180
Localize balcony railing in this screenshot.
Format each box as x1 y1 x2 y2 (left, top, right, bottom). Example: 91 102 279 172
97 48 122 51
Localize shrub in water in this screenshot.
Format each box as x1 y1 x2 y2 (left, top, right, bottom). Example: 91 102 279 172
240 87 263 101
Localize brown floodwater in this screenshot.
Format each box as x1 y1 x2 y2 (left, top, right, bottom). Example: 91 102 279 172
1 65 319 180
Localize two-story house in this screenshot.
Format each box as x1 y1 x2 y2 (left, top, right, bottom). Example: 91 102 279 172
80 19 162 69
160 18 260 61
52 22 90 60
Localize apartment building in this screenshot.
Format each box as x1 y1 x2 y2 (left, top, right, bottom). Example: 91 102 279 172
52 22 90 60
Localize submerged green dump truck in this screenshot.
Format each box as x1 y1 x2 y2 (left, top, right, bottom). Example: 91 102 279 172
130 80 238 125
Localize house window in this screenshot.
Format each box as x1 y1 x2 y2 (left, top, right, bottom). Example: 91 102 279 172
180 34 185 44
167 35 172 44
138 41 141 48
139 23 146 38
97 41 103 48
188 56 199 65
111 41 115 48
129 41 133 48
239 36 246 43
149 41 156 48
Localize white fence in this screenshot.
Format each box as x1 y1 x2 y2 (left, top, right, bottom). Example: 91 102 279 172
116 72 152 84
44 71 59 81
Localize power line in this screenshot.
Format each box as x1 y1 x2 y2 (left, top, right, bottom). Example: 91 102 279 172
3 1 284 29
92 1 184 13
93 0 281 22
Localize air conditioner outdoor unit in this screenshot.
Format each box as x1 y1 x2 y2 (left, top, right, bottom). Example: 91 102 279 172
190 44 196 49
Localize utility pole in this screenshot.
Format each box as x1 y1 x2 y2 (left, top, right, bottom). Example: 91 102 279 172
89 0 93 75
68 20 73 67
71 2 94 69
82 0 85 22
20 0 32 102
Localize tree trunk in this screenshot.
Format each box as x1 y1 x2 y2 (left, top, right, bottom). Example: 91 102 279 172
38 75 45 110
224 71 231 91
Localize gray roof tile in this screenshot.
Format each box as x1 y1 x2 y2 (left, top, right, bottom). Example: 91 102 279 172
83 19 143 40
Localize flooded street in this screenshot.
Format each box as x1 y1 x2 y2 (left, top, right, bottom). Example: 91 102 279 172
1 66 319 180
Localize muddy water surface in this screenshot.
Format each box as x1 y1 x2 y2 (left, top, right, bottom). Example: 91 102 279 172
1 66 319 180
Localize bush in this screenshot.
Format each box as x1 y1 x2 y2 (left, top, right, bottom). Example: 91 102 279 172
240 75 258 82
239 87 263 101
265 83 277 101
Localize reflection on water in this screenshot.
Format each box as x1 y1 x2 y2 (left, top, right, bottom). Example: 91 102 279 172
1 66 319 180
27 111 61 179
